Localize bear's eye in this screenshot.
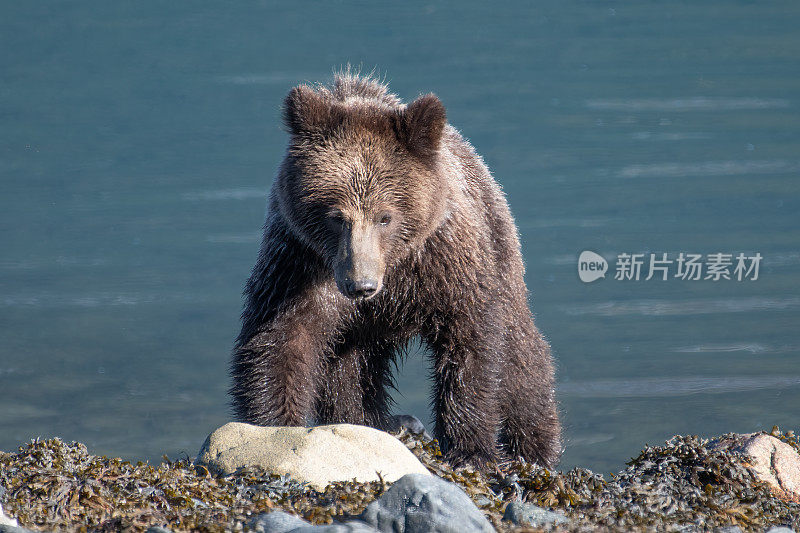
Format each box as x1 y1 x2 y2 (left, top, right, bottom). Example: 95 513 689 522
379 213 392 226
326 210 345 228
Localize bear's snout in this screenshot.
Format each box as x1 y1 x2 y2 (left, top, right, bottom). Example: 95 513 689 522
335 271 383 300
334 220 385 300
343 278 380 299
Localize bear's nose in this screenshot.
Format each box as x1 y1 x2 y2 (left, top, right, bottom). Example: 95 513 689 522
346 279 378 299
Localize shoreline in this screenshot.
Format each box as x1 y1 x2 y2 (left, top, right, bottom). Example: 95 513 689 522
1 428 798 532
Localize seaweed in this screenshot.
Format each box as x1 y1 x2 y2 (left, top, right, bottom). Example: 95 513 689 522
1 428 798 532
397 429 800 532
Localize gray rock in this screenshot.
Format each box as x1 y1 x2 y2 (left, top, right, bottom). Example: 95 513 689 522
0 505 34 533
388 415 432 440
145 527 175 533
0 526 38 533
249 512 379 533
713 527 743 533
0 505 16 528
250 512 311 533
764 528 795 533
361 473 494 533
502 501 569 528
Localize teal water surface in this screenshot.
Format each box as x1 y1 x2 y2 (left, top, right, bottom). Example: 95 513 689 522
1 2 798 473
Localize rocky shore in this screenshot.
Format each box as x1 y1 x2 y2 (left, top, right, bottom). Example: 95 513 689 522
0 425 798 532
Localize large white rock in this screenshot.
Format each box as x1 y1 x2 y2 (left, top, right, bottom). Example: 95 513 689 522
196 422 431 489
710 433 800 501
0 503 18 527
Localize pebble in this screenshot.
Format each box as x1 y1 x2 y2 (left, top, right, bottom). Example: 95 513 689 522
502 501 569 528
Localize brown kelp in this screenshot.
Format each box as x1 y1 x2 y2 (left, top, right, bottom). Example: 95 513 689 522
1 427 798 532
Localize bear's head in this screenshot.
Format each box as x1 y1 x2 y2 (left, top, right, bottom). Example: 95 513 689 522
275 82 449 300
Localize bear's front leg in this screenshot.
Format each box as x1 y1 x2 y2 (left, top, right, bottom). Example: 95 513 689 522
315 340 397 429
498 314 562 468
230 291 340 427
427 318 503 468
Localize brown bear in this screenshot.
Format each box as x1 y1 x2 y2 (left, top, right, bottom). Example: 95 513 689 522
230 73 561 468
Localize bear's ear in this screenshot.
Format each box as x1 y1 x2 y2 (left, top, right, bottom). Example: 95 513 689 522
283 85 333 135
394 94 447 158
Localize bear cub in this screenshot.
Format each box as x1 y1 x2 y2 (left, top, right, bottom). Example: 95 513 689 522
230 73 561 468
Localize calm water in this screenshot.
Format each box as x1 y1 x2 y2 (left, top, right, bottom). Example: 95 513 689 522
1 2 798 473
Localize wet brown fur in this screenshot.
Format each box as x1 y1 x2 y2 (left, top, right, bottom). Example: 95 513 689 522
230 72 562 468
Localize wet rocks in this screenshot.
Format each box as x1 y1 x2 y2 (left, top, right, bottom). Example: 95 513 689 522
502 501 569 528
251 473 494 533
709 433 800 501
360 472 495 533
196 422 431 489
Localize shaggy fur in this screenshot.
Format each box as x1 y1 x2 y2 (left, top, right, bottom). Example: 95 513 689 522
230 73 562 468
